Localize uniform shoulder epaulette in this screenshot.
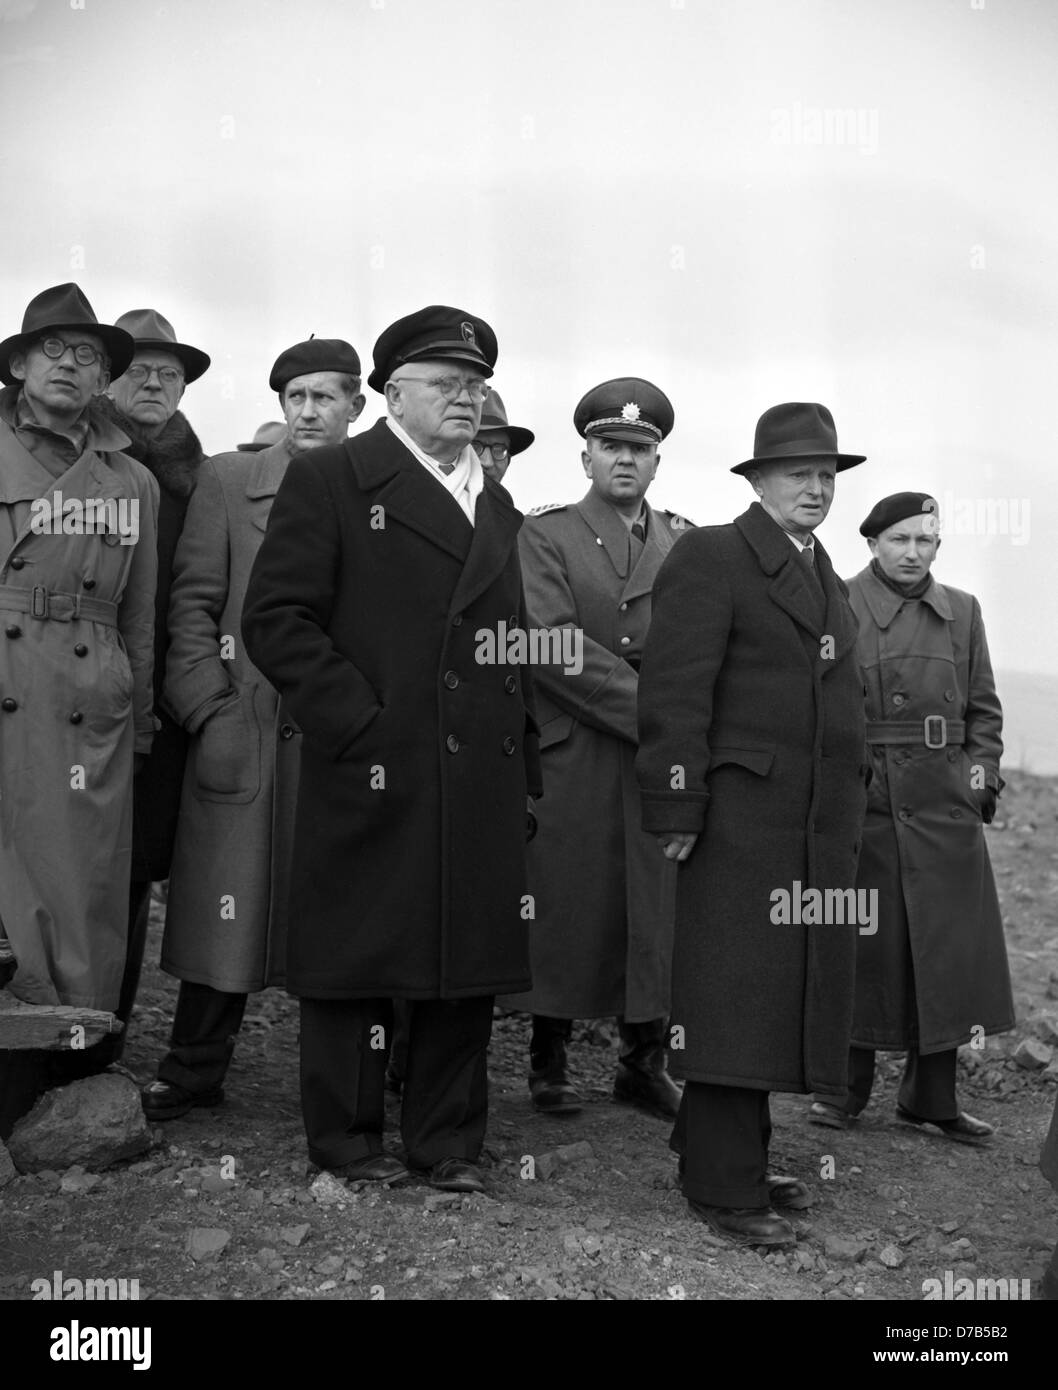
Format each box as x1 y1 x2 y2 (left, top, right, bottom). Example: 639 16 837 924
661 509 696 530
527 502 569 517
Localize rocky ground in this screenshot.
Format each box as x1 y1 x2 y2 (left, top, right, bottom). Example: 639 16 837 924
1 771 1057 1312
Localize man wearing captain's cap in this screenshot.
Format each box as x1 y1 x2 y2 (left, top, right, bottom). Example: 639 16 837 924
242 306 540 1195
504 377 691 1121
808 491 1012 1143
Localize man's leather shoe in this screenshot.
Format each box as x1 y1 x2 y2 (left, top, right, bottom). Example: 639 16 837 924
688 1201 796 1250
808 1100 849 1129
332 1153 411 1185
427 1157 485 1193
896 1104 993 1145
529 1070 583 1114
613 1060 682 1120
141 1079 224 1121
766 1173 813 1211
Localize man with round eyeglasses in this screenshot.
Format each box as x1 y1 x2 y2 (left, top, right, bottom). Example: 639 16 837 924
471 389 534 486
243 305 541 1196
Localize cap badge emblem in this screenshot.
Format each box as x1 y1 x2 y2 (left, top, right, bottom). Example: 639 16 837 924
460 321 475 344
621 402 641 422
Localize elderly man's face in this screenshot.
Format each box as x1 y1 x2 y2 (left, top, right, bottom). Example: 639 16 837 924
109 349 185 433
582 433 659 508
10 332 108 421
386 359 487 460
751 458 835 537
473 429 511 483
869 512 940 585
281 371 365 453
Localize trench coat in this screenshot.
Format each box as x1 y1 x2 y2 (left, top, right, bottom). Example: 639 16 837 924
636 502 869 1097
160 440 300 994
241 418 541 1000
847 563 1014 1053
503 489 689 1021
0 391 158 1011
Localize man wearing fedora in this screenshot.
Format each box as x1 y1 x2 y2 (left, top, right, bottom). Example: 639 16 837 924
242 306 540 1194
636 402 869 1249
0 284 158 1129
809 492 1012 1141
504 379 689 1119
90 309 211 1068
141 338 364 1122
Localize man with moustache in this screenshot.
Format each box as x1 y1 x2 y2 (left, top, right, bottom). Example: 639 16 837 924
636 403 869 1250
141 338 364 1121
808 492 1013 1141
242 307 539 1193
504 379 689 1119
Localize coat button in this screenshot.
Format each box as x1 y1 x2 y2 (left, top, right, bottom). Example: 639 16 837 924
279 723 295 740
898 806 912 822
1 697 17 712
9 556 25 571
620 636 631 646
944 689 955 702
443 670 459 690
74 643 88 657
5 624 21 638
452 613 463 627
951 808 963 818
69 711 84 724
83 577 96 590
892 693 906 706
947 749 958 762
504 675 517 694
595 537 603 546
502 736 516 755
508 614 518 628
619 602 628 612
446 734 460 753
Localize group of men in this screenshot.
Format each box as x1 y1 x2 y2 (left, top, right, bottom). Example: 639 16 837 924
0 281 1024 1257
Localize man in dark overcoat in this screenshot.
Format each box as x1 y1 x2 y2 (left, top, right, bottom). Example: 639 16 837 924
503 379 689 1118
809 492 1013 1141
242 306 540 1194
636 402 870 1250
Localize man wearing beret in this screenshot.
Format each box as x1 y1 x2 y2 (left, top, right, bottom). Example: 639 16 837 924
141 338 364 1120
242 306 540 1193
504 379 689 1119
0 284 158 1129
636 402 869 1249
809 492 1013 1141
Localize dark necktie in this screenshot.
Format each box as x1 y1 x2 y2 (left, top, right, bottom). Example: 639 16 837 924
438 462 455 476
631 520 646 543
802 544 824 593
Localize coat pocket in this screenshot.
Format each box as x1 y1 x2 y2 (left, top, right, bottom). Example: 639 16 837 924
708 746 775 777
538 711 574 751
193 686 261 802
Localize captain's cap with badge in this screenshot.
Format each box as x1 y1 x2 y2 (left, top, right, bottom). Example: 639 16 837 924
574 377 674 444
369 304 498 394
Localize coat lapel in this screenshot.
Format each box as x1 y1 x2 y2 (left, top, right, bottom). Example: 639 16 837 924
574 488 633 581
619 503 677 603
735 502 826 639
449 477 523 616
813 539 859 669
246 439 293 532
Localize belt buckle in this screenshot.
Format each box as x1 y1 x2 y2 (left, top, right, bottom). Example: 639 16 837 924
30 585 48 619
924 714 947 749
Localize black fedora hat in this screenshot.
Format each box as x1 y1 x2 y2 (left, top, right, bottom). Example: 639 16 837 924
476 389 534 456
731 402 865 475
113 308 211 383
0 282 135 386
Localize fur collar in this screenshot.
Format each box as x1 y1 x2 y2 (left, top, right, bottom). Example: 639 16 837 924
96 397 204 499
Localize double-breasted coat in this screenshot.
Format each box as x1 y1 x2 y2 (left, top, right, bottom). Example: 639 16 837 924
160 439 300 994
847 563 1014 1053
241 418 541 1000
636 502 869 1097
503 489 689 1021
0 389 158 1010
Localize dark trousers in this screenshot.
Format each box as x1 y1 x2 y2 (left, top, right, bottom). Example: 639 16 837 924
816 1045 958 1121
671 1081 772 1209
299 995 494 1172
157 981 249 1094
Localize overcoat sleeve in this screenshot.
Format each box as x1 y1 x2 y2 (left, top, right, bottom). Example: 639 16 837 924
964 596 1003 793
518 519 638 743
241 452 381 761
635 530 732 833
163 458 237 734
119 466 160 755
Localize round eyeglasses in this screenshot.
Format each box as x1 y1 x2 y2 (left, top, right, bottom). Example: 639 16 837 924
392 373 490 403
123 363 185 386
472 441 510 461
39 336 107 368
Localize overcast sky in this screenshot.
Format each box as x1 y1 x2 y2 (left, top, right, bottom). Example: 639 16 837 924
1 0 1055 684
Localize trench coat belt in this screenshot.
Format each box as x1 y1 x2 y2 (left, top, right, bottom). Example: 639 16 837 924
0 583 119 627
865 717 965 749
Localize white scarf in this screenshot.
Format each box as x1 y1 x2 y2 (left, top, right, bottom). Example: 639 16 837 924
386 416 483 526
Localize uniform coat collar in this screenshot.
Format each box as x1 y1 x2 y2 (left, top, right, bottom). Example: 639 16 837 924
851 561 954 628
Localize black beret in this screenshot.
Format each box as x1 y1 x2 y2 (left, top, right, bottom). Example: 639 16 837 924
369 305 497 394
269 338 361 393
859 492 939 538
574 377 674 443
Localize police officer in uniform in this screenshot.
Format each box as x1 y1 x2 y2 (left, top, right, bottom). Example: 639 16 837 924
504 378 690 1117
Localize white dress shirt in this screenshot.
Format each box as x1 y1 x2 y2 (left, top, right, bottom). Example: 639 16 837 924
386 416 483 526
